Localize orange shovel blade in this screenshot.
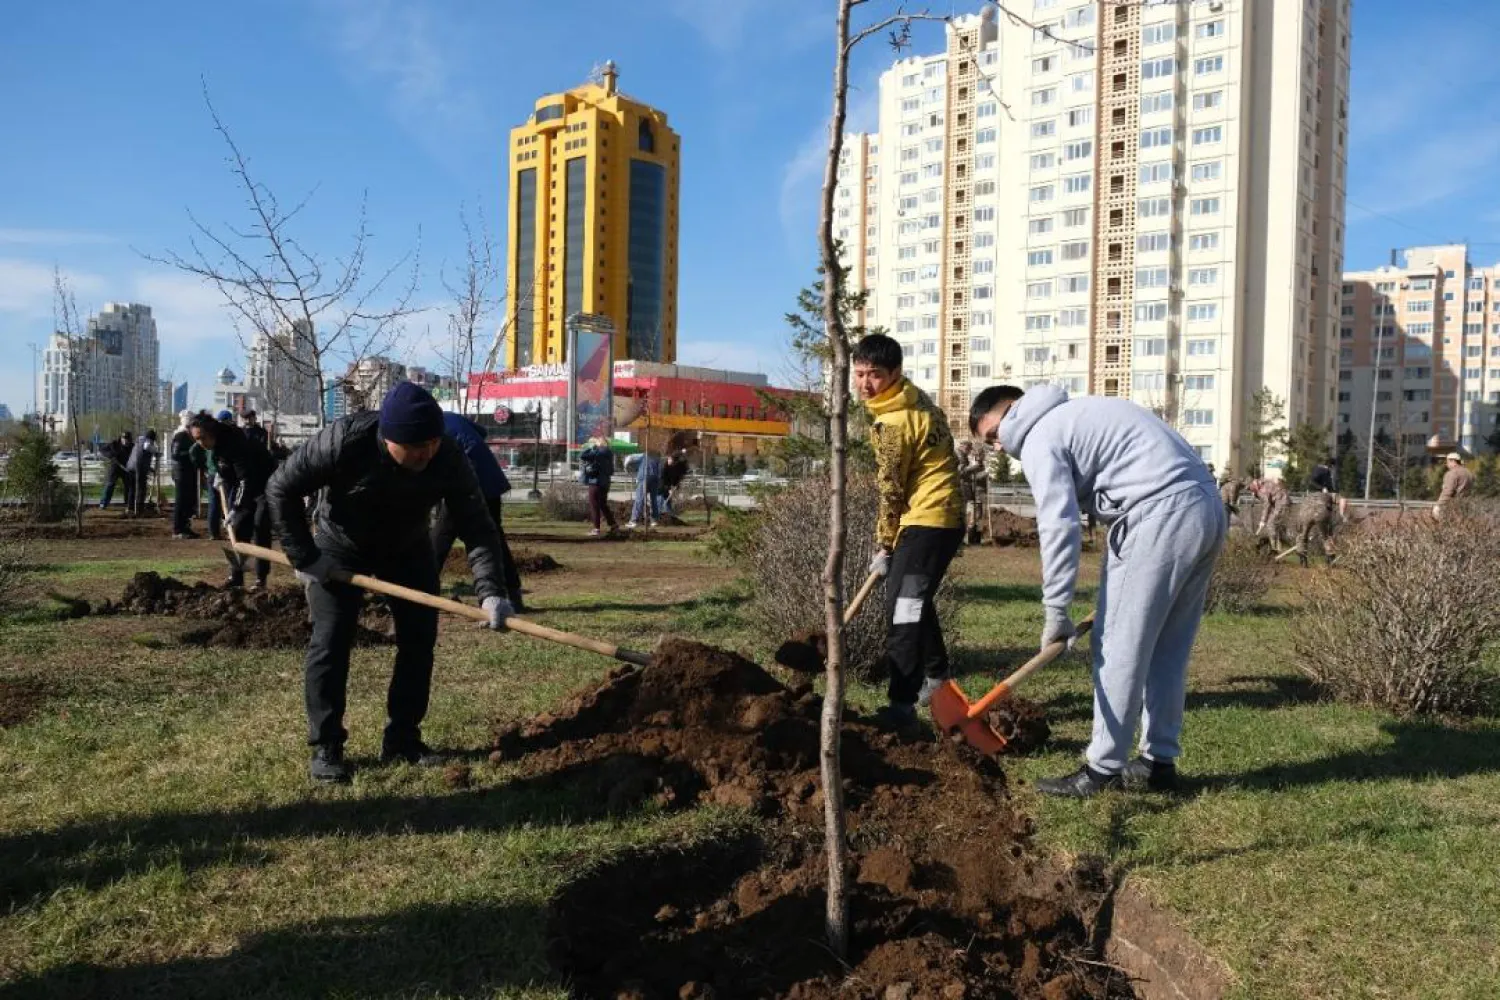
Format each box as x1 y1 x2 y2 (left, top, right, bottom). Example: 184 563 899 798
929 680 1008 756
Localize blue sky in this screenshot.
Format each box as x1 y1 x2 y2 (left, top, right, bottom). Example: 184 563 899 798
2 0 1499 418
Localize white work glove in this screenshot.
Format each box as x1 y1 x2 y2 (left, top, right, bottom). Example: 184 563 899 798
294 552 337 587
868 548 891 578
482 595 514 631
1041 607 1077 651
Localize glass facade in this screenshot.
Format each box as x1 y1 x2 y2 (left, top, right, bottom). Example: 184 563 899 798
564 157 587 326
627 159 667 361
514 167 537 366
534 104 565 123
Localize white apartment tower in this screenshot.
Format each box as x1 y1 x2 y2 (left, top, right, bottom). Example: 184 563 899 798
247 320 320 416
837 0 1351 471
88 303 160 422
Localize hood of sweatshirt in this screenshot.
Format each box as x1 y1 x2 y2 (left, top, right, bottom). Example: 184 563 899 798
864 377 920 418
999 383 1068 455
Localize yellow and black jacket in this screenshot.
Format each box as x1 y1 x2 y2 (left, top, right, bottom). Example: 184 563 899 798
864 378 965 549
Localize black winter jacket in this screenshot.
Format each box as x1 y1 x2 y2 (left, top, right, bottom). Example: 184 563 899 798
265 412 503 599
170 428 196 473
213 422 276 509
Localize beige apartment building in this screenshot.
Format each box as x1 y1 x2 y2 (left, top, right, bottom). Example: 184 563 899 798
1340 245 1500 463
836 0 1351 472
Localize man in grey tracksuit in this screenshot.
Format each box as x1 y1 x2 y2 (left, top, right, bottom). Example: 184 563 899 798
970 384 1225 797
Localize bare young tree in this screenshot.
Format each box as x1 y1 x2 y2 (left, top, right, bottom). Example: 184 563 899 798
52 269 88 537
151 88 420 427
435 204 497 415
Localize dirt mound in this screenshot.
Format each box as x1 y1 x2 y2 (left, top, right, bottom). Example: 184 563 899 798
443 547 562 577
0 678 49 728
496 640 1130 999
989 509 1040 547
102 571 391 649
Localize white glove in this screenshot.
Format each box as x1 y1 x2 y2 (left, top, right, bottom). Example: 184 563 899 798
1041 607 1077 651
294 552 337 587
868 548 891 578
482 595 514 630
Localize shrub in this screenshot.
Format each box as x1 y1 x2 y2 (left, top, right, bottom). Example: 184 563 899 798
703 506 760 563
1293 507 1500 716
539 483 590 522
2 425 66 523
746 474 957 682
1203 534 1272 615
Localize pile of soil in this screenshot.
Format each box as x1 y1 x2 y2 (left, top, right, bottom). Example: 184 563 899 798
496 640 1130 999
100 571 392 649
988 509 1040 548
0 678 48 728
443 547 562 576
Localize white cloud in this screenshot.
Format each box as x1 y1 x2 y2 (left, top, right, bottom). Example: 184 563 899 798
0 229 117 247
665 0 821 53
0 258 108 317
130 270 240 352
314 0 484 152
777 74 881 253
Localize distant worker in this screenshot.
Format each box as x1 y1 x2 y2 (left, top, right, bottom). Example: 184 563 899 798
431 410 524 613
169 410 200 539
266 382 511 784
1218 474 1244 524
98 430 135 510
580 436 620 537
956 439 989 543
191 412 276 589
659 450 690 518
1251 477 1291 554
1434 452 1473 521
627 450 661 529
853 333 965 731
125 430 158 517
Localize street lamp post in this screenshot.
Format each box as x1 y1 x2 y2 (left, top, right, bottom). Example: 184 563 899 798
1363 290 1386 500
527 402 542 500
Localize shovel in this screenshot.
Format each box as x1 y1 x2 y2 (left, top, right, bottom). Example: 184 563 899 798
930 614 1095 755
772 570 885 673
224 540 652 666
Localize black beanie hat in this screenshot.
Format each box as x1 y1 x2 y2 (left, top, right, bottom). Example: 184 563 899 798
379 382 445 444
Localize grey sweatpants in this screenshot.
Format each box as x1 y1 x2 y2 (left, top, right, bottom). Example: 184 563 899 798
1088 483 1225 774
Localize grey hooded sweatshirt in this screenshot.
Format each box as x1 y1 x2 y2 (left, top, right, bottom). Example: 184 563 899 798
999 384 1214 612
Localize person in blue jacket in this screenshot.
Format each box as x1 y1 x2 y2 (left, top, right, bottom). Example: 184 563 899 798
579 435 619 536
431 410 524 612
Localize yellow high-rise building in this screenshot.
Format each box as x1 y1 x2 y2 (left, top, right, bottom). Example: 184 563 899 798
504 62 680 369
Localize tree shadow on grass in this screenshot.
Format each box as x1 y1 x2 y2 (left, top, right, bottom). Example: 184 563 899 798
0 899 553 1000
0 755 666 914
1183 674 1320 713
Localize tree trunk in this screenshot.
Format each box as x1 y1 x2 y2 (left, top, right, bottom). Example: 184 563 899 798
817 0 856 960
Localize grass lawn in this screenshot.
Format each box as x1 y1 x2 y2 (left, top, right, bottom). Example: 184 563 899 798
1 509 1498 999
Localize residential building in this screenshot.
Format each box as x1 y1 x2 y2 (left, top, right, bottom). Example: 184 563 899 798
88 303 160 423
323 381 349 422
343 356 407 412
503 61 681 369
1340 245 1500 463
836 0 1351 471
247 320 320 416
211 366 265 417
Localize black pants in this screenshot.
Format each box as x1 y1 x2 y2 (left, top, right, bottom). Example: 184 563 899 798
430 497 521 601
101 465 133 509
207 478 223 537
304 536 440 749
883 526 964 706
130 466 151 514
224 494 273 585
587 483 617 530
172 466 198 534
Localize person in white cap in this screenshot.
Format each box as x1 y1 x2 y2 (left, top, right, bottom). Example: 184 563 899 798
1434 452 1473 520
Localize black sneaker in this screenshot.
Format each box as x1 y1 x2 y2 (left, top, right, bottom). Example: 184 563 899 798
224 574 244 590
380 740 446 767
1122 755 1178 792
1035 764 1121 799
870 703 920 733
309 745 352 784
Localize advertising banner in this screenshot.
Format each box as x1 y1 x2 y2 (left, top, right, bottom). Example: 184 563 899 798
566 313 616 448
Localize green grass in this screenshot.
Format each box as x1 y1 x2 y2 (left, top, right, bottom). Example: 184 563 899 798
3 525 1499 998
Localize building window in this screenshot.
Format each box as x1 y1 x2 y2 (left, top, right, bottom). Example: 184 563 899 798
975 206 996 222
1025 314 1053 331
1194 55 1225 75
1188 267 1219 285
1193 91 1224 111
1184 374 1215 392
1030 185 1055 203
1064 140 1093 160
1061 274 1090 294
1064 174 1092 194
1133 371 1165 391
1033 55 1055 74
1030 152 1056 170
1027 281 1053 299
1193 125 1224 145
1138 231 1170 252
1141 23 1176 45
1141 57 1176 80
1139 197 1172 218
1027 249 1054 266
1140 126 1173 149
1190 197 1221 215
1137 267 1170 288
1191 161 1222 182
1135 302 1169 322
1061 241 1089 260
513 167 537 366
1029 217 1054 235
1140 91 1175 115
1187 338 1217 356
977 127 997 143
1139 161 1173 184
1135 337 1168 357
1187 303 1219 322
1183 409 1215 427
1197 20 1225 39
637 120 655 152
1063 208 1089 227
1030 120 1056 138
1189 232 1220 252
1066 107 1094 128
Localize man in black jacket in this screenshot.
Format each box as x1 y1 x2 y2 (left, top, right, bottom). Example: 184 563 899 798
191 412 276 588
170 411 200 539
98 431 134 509
266 382 512 784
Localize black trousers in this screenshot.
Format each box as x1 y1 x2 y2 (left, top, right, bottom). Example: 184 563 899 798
430 497 521 601
207 478 223 537
304 535 440 749
172 466 198 534
130 466 151 514
101 465 134 509
224 494 273 584
882 525 964 706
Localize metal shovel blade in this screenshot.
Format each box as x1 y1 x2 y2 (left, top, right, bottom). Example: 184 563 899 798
929 680 1008 755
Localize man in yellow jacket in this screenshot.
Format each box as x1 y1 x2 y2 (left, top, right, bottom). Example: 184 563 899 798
854 333 966 729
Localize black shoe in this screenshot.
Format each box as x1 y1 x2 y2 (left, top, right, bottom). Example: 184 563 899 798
870 703 920 733
225 574 244 590
1122 755 1177 792
1035 764 1121 799
509 593 528 615
310 745 352 784
380 740 446 767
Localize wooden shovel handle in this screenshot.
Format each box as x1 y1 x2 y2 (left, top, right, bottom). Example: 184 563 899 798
845 570 884 624
226 541 651 666
968 614 1096 719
